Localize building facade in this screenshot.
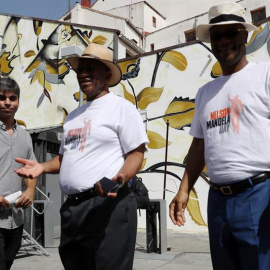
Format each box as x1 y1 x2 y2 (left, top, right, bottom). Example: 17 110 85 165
62 0 270 56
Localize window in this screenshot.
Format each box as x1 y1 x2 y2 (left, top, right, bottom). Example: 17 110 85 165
150 43 155 51
152 17 156 28
251 7 266 24
185 29 196 42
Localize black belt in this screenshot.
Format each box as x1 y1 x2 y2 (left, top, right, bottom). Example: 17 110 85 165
210 172 270 195
66 187 97 205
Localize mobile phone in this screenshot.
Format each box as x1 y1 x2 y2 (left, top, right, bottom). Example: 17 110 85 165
99 177 119 193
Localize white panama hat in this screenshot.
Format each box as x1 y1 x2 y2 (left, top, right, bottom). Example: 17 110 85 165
67 43 122 87
196 2 259 43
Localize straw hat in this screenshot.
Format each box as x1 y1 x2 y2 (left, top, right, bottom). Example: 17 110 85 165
67 43 122 87
196 2 259 42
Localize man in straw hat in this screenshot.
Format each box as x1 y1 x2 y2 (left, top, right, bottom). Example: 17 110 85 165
14 43 149 270
169 2 270 270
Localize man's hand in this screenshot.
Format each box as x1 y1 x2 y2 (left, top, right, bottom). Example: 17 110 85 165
14 158 44 179
169 191 189 226
15 189 35 209
0 196 10 210
95 174 124 198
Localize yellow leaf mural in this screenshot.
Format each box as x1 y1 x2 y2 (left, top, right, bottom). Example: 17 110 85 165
187 189 207 226
0 52 16 75
140 158 147 170
202 166 207 174
147 130 171 149
121 82 136 105
82 36 91 45
33 20 43 36
31 72 38 83
37 70 45 86
137 87 164 110
24 50 36 58
161 51 187 71
165 99 195 113
163 99 195 129
45 80 52 92
92 35 107 45
164 110 195 129
25 59 41 72
59 62 70 77
61 109 68 125
46 64 58 75
17 119 27 127
211 61 222 78
73 91 87 102
118 58 138 74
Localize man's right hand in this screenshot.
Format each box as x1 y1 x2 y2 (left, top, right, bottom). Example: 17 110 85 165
0 196 10 210
14 158 44 179
169 190 189 227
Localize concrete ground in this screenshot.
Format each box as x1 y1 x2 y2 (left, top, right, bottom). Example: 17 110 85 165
12 229 212 270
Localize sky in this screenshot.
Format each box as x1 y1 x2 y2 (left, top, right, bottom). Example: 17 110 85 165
0 0 95 21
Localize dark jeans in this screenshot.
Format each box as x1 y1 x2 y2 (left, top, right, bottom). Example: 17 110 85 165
0 225 23 270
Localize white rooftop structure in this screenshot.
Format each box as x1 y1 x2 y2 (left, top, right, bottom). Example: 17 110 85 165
60 0 269 58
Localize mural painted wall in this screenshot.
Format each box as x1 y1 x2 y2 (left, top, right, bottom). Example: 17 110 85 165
0 13 269 231
113 19 270 231
0 14 116 129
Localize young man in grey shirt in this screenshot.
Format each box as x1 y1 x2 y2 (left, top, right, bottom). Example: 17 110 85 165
0 77 37 270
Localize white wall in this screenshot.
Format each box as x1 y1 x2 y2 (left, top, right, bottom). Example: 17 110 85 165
145 0 270 51
63 4 143 57
143 2 166 32
93 0 270 24
98 2 166 34
67 0 270 56
145 18 198 51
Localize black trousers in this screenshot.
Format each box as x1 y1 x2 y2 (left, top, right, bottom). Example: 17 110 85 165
59 185 137 270
0 225 23 270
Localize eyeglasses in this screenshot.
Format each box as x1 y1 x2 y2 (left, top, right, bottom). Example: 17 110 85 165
210 29 246 41
0 95 18 102
77 66 97 74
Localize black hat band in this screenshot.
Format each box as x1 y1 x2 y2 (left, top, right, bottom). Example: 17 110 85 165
210 14 245 24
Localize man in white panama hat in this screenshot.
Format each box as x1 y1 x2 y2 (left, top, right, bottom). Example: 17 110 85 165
170 2 270 270
14 43 149 270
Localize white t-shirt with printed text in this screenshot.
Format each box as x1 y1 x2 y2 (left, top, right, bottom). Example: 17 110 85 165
190 62 270 184
59 92 149 195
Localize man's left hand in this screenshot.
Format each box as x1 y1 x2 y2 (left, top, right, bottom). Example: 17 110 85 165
15 189 34 209
95 174 124 198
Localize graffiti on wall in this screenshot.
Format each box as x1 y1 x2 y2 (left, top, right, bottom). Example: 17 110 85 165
0 14 115 129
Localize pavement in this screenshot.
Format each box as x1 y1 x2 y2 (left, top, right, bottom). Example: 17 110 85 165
12 228 212 270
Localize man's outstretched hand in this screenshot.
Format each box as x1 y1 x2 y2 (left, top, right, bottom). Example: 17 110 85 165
14 158 44 179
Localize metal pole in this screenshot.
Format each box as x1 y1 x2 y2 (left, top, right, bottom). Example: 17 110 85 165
163 120 169 200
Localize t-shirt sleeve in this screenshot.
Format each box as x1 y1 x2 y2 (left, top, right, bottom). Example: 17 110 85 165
118 102 149 154
189 88 204 139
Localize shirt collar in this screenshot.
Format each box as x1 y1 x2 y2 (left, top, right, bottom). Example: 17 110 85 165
0 120 17 131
